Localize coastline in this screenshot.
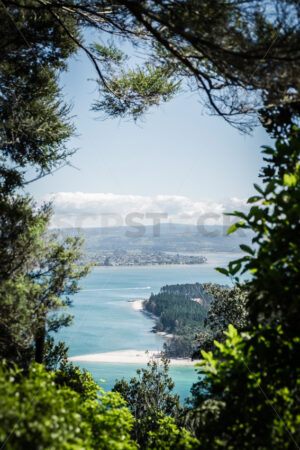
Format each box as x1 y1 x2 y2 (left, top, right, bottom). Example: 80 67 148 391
128 299 145 311
90 262 207 268
128 299 174 337
69 349 200 366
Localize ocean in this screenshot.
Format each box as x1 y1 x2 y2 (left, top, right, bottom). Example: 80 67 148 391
57 252 242 401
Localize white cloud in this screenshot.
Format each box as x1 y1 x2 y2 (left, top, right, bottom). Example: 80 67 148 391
43 192 249 228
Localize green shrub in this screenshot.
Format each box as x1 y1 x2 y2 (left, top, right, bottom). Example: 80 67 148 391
0 362 136 449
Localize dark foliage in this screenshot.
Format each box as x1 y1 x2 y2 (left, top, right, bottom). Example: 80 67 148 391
113 357 181 447
189 129 300 448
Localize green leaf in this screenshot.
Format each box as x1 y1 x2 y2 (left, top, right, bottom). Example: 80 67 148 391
254 183 264 194
215 267 229 276
224 324 238 339
265 180 276 194
227 224 238 235
249 206 264 220
262 146 275 155
247 196 261 204
283 173 297 186
240 244 254 255
226 221 245 235
230 264 241 275
228 261 242 275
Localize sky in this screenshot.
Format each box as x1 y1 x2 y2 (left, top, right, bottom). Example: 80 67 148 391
27 50 272 228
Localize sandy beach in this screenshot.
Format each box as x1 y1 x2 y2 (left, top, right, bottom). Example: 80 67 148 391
129 299 145 311
129 299 173 337
69 349 201 366
69 300 200 366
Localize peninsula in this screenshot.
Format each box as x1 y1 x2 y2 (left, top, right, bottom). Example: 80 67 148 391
78 250 207 267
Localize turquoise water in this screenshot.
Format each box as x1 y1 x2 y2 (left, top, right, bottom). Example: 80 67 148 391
75 362 199 403
58 252 241 401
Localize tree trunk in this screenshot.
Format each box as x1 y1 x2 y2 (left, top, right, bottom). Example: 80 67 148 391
35 321 46 364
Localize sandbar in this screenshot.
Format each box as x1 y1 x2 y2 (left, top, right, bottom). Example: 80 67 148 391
69 349 200 366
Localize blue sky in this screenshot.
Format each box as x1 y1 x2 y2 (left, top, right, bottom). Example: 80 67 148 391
28 50 272 227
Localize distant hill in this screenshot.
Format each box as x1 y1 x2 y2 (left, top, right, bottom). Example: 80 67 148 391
57 223 252 254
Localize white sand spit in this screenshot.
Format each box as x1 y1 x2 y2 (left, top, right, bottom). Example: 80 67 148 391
69 349 200 366
129 299 145 311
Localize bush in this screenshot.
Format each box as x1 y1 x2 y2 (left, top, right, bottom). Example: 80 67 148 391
189 129 300 448
0 362 136 449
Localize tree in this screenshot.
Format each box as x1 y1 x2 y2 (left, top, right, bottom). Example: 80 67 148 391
113 357 183 447
2 1 299 132
0 195 89 369
0 1 78 192
32 231 89 365
0 0 89 369
146 414 199 450
54 361 101 400
163 335 196 359
0 197 50 366
99 0 300 131
189 129 300 448
194 284 249 353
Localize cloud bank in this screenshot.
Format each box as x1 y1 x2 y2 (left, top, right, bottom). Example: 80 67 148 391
43 192 249 228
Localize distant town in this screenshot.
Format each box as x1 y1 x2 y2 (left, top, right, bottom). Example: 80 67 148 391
78 250 207 266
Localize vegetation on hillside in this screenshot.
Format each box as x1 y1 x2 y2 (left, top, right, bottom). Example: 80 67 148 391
143 283 248 358
61 225 254 255
160 283 214 305
145 289 208 358
194 284 250 353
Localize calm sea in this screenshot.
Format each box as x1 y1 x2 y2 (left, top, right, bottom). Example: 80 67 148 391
57 252 242 401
